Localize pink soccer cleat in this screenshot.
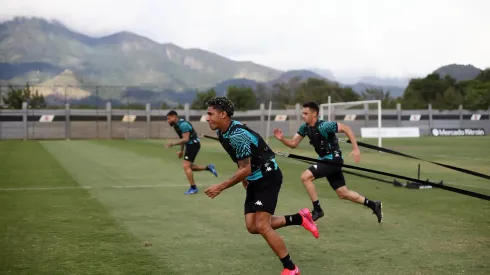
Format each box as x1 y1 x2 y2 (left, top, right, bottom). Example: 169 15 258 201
281 265 301 275
299 208 319 238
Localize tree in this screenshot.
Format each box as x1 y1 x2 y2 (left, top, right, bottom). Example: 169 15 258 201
402 73 459 109
2 83 46 109
461 81 490 110
161 102 170 109
361 88 398 108
296 78 360 104
226 85 256 111
254 83 270 106
271 76 302 106
191 88 216 109
474 68 490 82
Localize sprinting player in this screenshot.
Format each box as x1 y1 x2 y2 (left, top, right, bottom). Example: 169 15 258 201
165 110 218 195
272 102 383 223
203 97 318 275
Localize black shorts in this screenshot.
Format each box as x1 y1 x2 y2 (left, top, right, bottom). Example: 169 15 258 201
308 160 346 190
183 142 200 163
244 168 283 215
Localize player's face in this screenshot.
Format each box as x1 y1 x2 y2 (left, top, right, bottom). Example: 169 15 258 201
166 115 177 126
302 107 317 123
206 106 226 130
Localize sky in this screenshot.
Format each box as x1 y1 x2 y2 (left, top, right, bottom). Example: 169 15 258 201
0 0 489 82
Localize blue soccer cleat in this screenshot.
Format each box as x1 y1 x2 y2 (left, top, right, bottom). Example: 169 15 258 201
207 164 218 177
184 187 199 195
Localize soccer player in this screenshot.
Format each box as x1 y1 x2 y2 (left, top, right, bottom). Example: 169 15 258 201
272 102 383 223
203 97 318 275
165 110 218 195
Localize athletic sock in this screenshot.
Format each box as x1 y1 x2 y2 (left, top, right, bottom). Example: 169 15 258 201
191 184 197 190
364 198 376 211
312 200 322 212
284 213 303 226
280 254 296 270
205 165 211 171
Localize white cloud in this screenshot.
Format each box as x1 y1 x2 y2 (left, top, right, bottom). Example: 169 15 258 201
1 0 489 79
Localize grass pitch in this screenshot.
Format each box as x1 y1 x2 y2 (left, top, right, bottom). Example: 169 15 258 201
1 136 489 275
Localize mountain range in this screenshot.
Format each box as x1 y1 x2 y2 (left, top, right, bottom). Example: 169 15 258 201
0 17 487 106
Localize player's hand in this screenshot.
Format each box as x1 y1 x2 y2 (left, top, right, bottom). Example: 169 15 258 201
348 148 361 163
177 151 183 159
272 128 284 140
204 184 223 199
242 179 249 190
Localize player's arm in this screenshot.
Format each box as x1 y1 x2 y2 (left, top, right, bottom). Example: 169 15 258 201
337 122 359 151
218 130 253 190
218 157 252 191
169 132 190 146
283 134 304 149
273 128 304 149
169 122 193 147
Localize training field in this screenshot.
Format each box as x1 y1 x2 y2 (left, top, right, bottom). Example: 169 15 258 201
1 136 489 275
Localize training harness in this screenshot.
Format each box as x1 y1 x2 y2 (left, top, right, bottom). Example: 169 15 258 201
218 123 275 173
173 119 199 142
305 120 342 159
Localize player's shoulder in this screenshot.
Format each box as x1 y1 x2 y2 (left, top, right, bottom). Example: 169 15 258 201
229 121 248 136
318 120 338 133
297 122 307 131
230 121 256 140
319 119 336 126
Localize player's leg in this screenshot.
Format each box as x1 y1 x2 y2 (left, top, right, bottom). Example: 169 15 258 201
300 163 330 221
182 159 198 194
244 182 319 238
244 171 301 274
182 144 199 194
329 170 383 223
254 211 300 274
186 143 218 177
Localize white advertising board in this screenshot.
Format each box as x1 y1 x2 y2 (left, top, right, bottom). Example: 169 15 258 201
361 127 420 138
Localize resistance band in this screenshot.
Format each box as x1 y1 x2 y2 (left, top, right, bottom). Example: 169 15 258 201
202 134 489 201
346 140 490 181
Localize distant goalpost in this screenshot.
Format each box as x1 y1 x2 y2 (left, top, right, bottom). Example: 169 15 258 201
319 97 382 148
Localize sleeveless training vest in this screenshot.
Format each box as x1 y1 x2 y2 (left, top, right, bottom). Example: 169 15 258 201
305 120 341 158
173 119 198 141
218 123 275 172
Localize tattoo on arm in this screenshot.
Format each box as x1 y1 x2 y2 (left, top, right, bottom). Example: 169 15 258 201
220 158 251 190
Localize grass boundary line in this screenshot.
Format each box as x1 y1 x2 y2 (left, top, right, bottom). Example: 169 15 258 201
0 184 214 191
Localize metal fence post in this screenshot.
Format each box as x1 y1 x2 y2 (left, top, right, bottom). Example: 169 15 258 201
65 103 70 140
364 103 369 127
396 103 401 127
22 102 28 140
428 104 433 132
259 103 265 136
184 103 190 121
146 103 151 139
459 104 463 128
107 102 112 140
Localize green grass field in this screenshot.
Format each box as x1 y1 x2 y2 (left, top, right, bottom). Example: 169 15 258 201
1 137 489 275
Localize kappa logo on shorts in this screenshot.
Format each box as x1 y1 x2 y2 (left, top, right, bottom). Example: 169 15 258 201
255 200 263 206
313 165 317 169
185 156 188 159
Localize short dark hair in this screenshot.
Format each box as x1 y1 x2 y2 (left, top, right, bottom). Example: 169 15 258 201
206 97 235 117
166 110 178 117
302 102 319 115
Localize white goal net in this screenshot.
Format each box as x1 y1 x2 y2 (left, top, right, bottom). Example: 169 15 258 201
319 98 382 148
